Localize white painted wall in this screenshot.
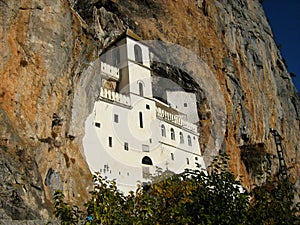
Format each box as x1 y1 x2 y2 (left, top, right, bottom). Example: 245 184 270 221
83 96 205 193
82 34 206 194
166 91 199 124
126 37 150 68
128 62 153 100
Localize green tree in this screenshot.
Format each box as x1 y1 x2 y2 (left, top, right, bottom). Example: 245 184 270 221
53 190 81 225
84 173 127 224
248 179 300 225
54 161 299 224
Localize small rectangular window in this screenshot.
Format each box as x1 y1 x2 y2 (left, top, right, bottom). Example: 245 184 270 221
95 122 101 128
142 144 149 152
108 136 112 147
171 153 174 160
184 103 188 107
146 104 150 109
124 142 129 151
186 158 190 165
114 114 119 123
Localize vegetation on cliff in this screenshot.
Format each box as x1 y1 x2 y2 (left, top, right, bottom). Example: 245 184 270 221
1 0 300 220
54 156 299 225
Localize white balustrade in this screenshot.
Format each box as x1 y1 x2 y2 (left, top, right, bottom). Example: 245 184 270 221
156 107 197 133
99 87 131 106
100 62 119 81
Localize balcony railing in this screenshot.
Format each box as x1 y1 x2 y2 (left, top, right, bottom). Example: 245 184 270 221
99 87 131 106
100 62 119 81
156 107 198 133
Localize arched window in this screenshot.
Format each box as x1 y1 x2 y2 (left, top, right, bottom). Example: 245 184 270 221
170 128 175 140
161 125 166 137
139 82 144 96
179 132 184 144
134 44 143 63
142 156 153 165
188 135 192 146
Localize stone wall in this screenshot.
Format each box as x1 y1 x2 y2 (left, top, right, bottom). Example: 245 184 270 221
0 0 299 219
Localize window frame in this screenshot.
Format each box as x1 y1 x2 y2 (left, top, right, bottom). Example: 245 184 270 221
188 135 192 146
170 128 175 140
179 132 184 144
134 44 143 64
139 82 144 96
161 124 166 137
142 144 150 152
114 114 119 123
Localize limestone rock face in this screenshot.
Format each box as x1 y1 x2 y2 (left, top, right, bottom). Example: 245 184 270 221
0 0 299 219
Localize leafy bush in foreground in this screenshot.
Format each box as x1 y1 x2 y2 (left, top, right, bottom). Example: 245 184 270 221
54 157 299 225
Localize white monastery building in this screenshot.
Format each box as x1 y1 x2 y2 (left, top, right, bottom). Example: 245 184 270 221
83 30 206 193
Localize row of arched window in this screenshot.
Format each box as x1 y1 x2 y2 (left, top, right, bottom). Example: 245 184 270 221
161 125 193 146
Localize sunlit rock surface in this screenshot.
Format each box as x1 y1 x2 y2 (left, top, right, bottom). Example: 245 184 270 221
0 0 299 220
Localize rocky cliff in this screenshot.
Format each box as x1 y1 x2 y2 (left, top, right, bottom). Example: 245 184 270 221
0 0 299 220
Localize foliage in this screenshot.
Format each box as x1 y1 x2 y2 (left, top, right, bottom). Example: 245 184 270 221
53 190 82 225
54 157 300 225
248 179 300 225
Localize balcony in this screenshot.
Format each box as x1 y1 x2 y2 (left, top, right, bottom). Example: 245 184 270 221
156 107 198 133
98 87 131 106
100 62 119 81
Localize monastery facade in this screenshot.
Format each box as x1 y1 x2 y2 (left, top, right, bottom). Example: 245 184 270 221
83 31 206 193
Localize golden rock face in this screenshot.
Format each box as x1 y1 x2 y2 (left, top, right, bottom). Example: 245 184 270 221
0 0 299 219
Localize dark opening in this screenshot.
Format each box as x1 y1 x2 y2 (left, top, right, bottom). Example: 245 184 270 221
171 128 175 140
108 136 112 147
188 135 192 146
139 112 143 128
124 142 129 151
142 156 153 165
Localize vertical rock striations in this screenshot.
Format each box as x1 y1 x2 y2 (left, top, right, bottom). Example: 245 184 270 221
0 0 299 219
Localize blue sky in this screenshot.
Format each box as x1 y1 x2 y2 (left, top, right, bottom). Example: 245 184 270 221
262 0 300 92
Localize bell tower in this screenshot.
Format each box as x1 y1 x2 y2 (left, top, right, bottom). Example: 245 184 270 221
101 30 153 104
